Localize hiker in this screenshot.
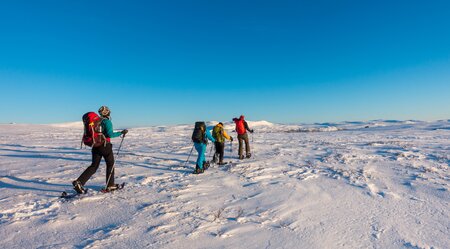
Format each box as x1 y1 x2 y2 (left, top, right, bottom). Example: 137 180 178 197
232 115 254 159
191 121 215 174
212 122 233 165
72 106 128 193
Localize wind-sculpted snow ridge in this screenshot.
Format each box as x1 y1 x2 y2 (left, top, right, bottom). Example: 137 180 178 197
284 125 342 133
0 121 449 249
246 120 276 127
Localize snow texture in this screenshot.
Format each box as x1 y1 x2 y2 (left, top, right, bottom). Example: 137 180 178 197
0 120 449 249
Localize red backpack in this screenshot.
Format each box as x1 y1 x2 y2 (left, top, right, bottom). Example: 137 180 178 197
81 112 106 147
235 119 246 135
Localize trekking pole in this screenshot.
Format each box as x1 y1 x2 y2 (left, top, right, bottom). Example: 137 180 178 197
251 133 254 158
209 142 214 160
116 134 125 156
183 144 194 168
106 134 126 189
209 143 213 156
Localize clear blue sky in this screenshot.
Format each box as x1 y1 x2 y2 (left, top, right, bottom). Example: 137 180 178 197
1 0 449 127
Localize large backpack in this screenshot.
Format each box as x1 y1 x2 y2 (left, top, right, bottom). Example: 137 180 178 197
235 119 246 135
212 125 224 143
82 112 106 147
192 121 206 144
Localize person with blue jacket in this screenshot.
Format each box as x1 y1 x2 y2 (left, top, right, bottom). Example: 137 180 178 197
73 106 128 193
191 122 215 174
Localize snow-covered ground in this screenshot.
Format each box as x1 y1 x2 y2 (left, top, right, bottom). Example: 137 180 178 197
0 120 449 249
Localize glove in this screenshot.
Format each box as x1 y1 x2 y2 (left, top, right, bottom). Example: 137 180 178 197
230 137 234 142
121 129 128 135
250 129 254 133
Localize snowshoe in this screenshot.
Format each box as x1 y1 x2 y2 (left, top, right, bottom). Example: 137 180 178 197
61 190 88 200
101 183 125 193
193 168 204 174
61 182 88 200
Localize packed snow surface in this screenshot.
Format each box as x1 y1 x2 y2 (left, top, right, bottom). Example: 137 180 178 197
0 120 449 248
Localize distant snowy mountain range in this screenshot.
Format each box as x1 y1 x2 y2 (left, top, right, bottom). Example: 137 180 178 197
37 119 450 133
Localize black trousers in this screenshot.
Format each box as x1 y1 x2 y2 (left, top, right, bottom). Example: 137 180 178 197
77 143 115 187
238 133 250 157
213 142 225 163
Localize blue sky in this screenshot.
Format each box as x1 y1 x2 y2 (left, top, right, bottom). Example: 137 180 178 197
1 0 449 127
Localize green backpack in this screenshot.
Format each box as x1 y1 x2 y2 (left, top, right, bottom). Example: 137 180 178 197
212 126 224 143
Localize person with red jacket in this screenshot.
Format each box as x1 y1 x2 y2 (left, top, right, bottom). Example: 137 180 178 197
232 115 254 159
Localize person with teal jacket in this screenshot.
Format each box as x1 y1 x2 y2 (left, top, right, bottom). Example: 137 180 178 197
192 122 215 174
72 106 128 193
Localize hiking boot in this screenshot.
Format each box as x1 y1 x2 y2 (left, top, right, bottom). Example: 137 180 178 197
218 161 226 165
193 167 204 174
246 153 252 159
193 164 204 174
239 155 244 160
72 180 86 194
203 161 210 170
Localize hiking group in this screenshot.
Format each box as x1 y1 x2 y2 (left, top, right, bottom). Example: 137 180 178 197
189 115 254 174
70 106 254 193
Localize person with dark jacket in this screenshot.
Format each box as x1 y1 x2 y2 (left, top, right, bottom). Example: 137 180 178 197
72 106 128 193
232 115 254 159
212 122 233 165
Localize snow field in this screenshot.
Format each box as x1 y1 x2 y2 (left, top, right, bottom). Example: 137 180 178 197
0 120 449 248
